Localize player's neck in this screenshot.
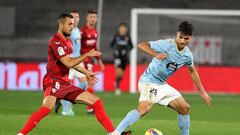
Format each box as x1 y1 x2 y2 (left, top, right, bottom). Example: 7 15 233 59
176 45 184 51
86 23 95 29
57 31 67 40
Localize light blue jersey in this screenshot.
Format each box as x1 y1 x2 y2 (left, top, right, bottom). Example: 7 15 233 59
70 27 81 57
139 38 194 84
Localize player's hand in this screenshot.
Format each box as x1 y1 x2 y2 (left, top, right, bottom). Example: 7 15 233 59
155 53 167 60
86 49 102 57
86 72 99 83
200 91 212 106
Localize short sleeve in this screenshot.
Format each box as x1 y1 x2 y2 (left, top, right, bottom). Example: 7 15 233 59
50 41 68 59
148 40 164 53
186 52 194 67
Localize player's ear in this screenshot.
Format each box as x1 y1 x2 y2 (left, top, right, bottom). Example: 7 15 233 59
58 22 63 29
176 32 180 37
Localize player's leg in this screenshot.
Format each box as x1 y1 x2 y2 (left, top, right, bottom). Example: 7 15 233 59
78 62 88 90
86 77 95 113
114 67 124 95
114 83 162 134
168 96 190 135
61 69 87 116
71 91 115 133
114 57 125 96
60 99 74 116
78 76 87 90
18 96 56 135
61 68 76 116
114 100 153 134
84 63 95 113
54 99 61 114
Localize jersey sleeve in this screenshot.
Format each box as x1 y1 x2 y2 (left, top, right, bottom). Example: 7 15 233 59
148 40 164 53
110 36 116 49
50 40 68 60
186 52 194 67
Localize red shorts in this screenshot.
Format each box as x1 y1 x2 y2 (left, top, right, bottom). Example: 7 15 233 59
43 81 85 103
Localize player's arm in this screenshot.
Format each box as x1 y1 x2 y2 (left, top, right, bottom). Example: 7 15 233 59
73 64 98 82
97 59 105 71
94 45 105 71
60 50 101 68
127 36 133 51
110 36 116 48
137 41 167 60
188 65 212 106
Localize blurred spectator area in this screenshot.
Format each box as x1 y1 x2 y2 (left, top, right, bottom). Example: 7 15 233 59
0 0 240 65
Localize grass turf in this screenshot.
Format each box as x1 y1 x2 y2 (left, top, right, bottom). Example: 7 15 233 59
0 91 240 135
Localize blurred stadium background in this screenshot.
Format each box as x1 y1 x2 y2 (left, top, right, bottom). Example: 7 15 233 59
0 0 240 135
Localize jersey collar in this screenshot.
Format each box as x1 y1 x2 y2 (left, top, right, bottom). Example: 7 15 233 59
85 24 95 29
56 32 68 42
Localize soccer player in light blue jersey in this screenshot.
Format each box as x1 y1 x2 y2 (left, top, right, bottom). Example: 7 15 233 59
112 21 211 135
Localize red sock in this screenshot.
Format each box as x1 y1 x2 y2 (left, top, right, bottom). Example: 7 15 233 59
87 88 94 111
87 87 94 94
19 106 51 134
93 99 115 133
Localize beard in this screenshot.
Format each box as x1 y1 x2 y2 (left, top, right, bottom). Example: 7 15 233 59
63 31 71 37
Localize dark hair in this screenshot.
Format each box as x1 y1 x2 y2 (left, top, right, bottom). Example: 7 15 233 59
87 10 97 14
57 13 73 24
71 10 79 14
179 21 194 35
119 22 128 28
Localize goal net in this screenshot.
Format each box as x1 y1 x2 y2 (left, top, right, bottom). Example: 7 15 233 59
130 8 240 93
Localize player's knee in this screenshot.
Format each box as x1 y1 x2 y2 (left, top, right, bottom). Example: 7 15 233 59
179 104 190 115
42 103 54 110
137 105 151 116
42 98 56 110
91 96 100 105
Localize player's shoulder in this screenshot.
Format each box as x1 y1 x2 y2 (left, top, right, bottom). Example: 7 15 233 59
154 38 174 46
183 46 193 57
184 46 192 53
163 38 174 44
49 33 62 46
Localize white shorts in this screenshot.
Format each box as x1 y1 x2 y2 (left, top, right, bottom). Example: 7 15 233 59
138 83 182 106
68 63 86 80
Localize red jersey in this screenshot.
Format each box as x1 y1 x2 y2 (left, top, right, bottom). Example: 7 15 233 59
43 33 73 86
80 24 100 63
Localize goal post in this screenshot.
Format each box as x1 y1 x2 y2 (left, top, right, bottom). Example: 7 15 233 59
130 8 240 93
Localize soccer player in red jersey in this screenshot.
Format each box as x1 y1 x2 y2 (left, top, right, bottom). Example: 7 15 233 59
17 13 117 135
80 10 105 113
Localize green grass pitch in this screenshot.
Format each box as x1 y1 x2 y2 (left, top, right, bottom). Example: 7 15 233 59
0 91 240 135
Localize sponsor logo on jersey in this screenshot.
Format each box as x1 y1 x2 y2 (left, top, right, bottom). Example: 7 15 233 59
166 62 178 72
55 41 60 45
57 47 65 56
86 39 97 45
